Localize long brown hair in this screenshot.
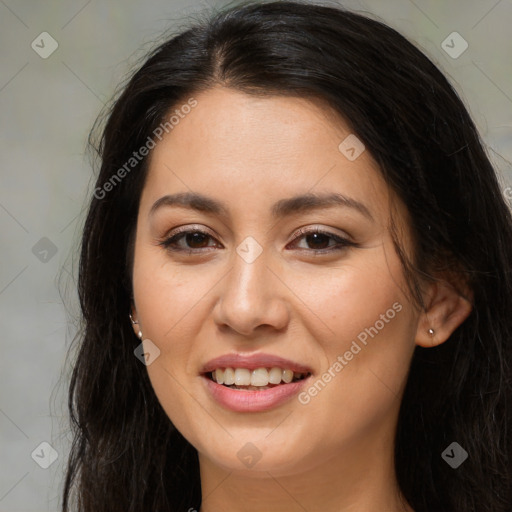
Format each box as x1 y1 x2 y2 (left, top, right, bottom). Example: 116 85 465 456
63 2 512 510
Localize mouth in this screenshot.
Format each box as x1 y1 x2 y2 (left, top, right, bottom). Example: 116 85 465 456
205 367 311 391
200 354 313 411
202 367 312 412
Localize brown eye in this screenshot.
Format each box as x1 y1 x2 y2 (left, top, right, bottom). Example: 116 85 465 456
184 232 210 248
159 229 220 252
303 232 331 250
289 228 355 253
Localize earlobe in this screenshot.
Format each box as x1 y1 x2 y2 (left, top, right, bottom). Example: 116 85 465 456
415 279 473 348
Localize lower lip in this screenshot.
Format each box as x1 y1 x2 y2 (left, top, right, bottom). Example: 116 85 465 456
202 375 310 412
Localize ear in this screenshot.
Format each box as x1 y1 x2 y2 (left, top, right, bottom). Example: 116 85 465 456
415 277 473 348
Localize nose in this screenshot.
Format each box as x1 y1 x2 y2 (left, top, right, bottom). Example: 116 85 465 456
213 247 290 337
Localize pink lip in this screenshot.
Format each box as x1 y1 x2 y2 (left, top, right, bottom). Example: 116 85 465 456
202 374 311 412
200 352 313 374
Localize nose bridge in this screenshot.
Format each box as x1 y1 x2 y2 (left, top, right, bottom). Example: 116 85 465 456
214 237 288 334
228 239 272 313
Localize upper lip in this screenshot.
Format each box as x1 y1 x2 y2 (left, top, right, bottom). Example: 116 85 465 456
201 353 313 374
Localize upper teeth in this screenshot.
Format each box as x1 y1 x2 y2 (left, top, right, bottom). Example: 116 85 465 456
212 367 307 386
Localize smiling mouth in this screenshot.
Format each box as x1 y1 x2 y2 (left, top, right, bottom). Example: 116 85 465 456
205 367 311 391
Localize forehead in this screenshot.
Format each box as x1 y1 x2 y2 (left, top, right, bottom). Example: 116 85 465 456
153 87 357 163
140 86 394 224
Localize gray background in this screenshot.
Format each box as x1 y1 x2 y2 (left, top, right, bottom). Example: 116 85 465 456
1 0 511 511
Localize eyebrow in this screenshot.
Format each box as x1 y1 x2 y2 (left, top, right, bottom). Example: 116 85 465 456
149 191 373 221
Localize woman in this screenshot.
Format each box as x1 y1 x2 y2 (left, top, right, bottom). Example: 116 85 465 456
62 1 512 511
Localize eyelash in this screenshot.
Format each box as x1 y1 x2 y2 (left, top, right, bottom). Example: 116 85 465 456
158 225 356 255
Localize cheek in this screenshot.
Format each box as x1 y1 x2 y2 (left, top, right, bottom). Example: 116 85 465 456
132 243 208 340
131 245 223 437
286 247 415 431
286 242 410 352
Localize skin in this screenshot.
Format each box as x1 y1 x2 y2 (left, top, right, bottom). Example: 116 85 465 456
130 86 472 512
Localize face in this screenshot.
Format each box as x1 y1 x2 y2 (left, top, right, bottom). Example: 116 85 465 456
131 86 421 476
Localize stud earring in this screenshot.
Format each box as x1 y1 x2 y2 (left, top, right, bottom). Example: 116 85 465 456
428 328 435 336
129 313 143 339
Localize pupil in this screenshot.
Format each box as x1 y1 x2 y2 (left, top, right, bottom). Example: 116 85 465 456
187 232 208 248
307 233 329 249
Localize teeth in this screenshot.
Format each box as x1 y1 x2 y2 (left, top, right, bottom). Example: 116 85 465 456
269 367 283 384
215 368 224 385
282 369 293 384
224 367 235 385
210 367 308 387
234 368 251 386
251 368 269 386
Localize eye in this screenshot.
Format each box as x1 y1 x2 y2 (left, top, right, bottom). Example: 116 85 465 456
158 227 221 253
158 225 356 255
288 227 356 253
